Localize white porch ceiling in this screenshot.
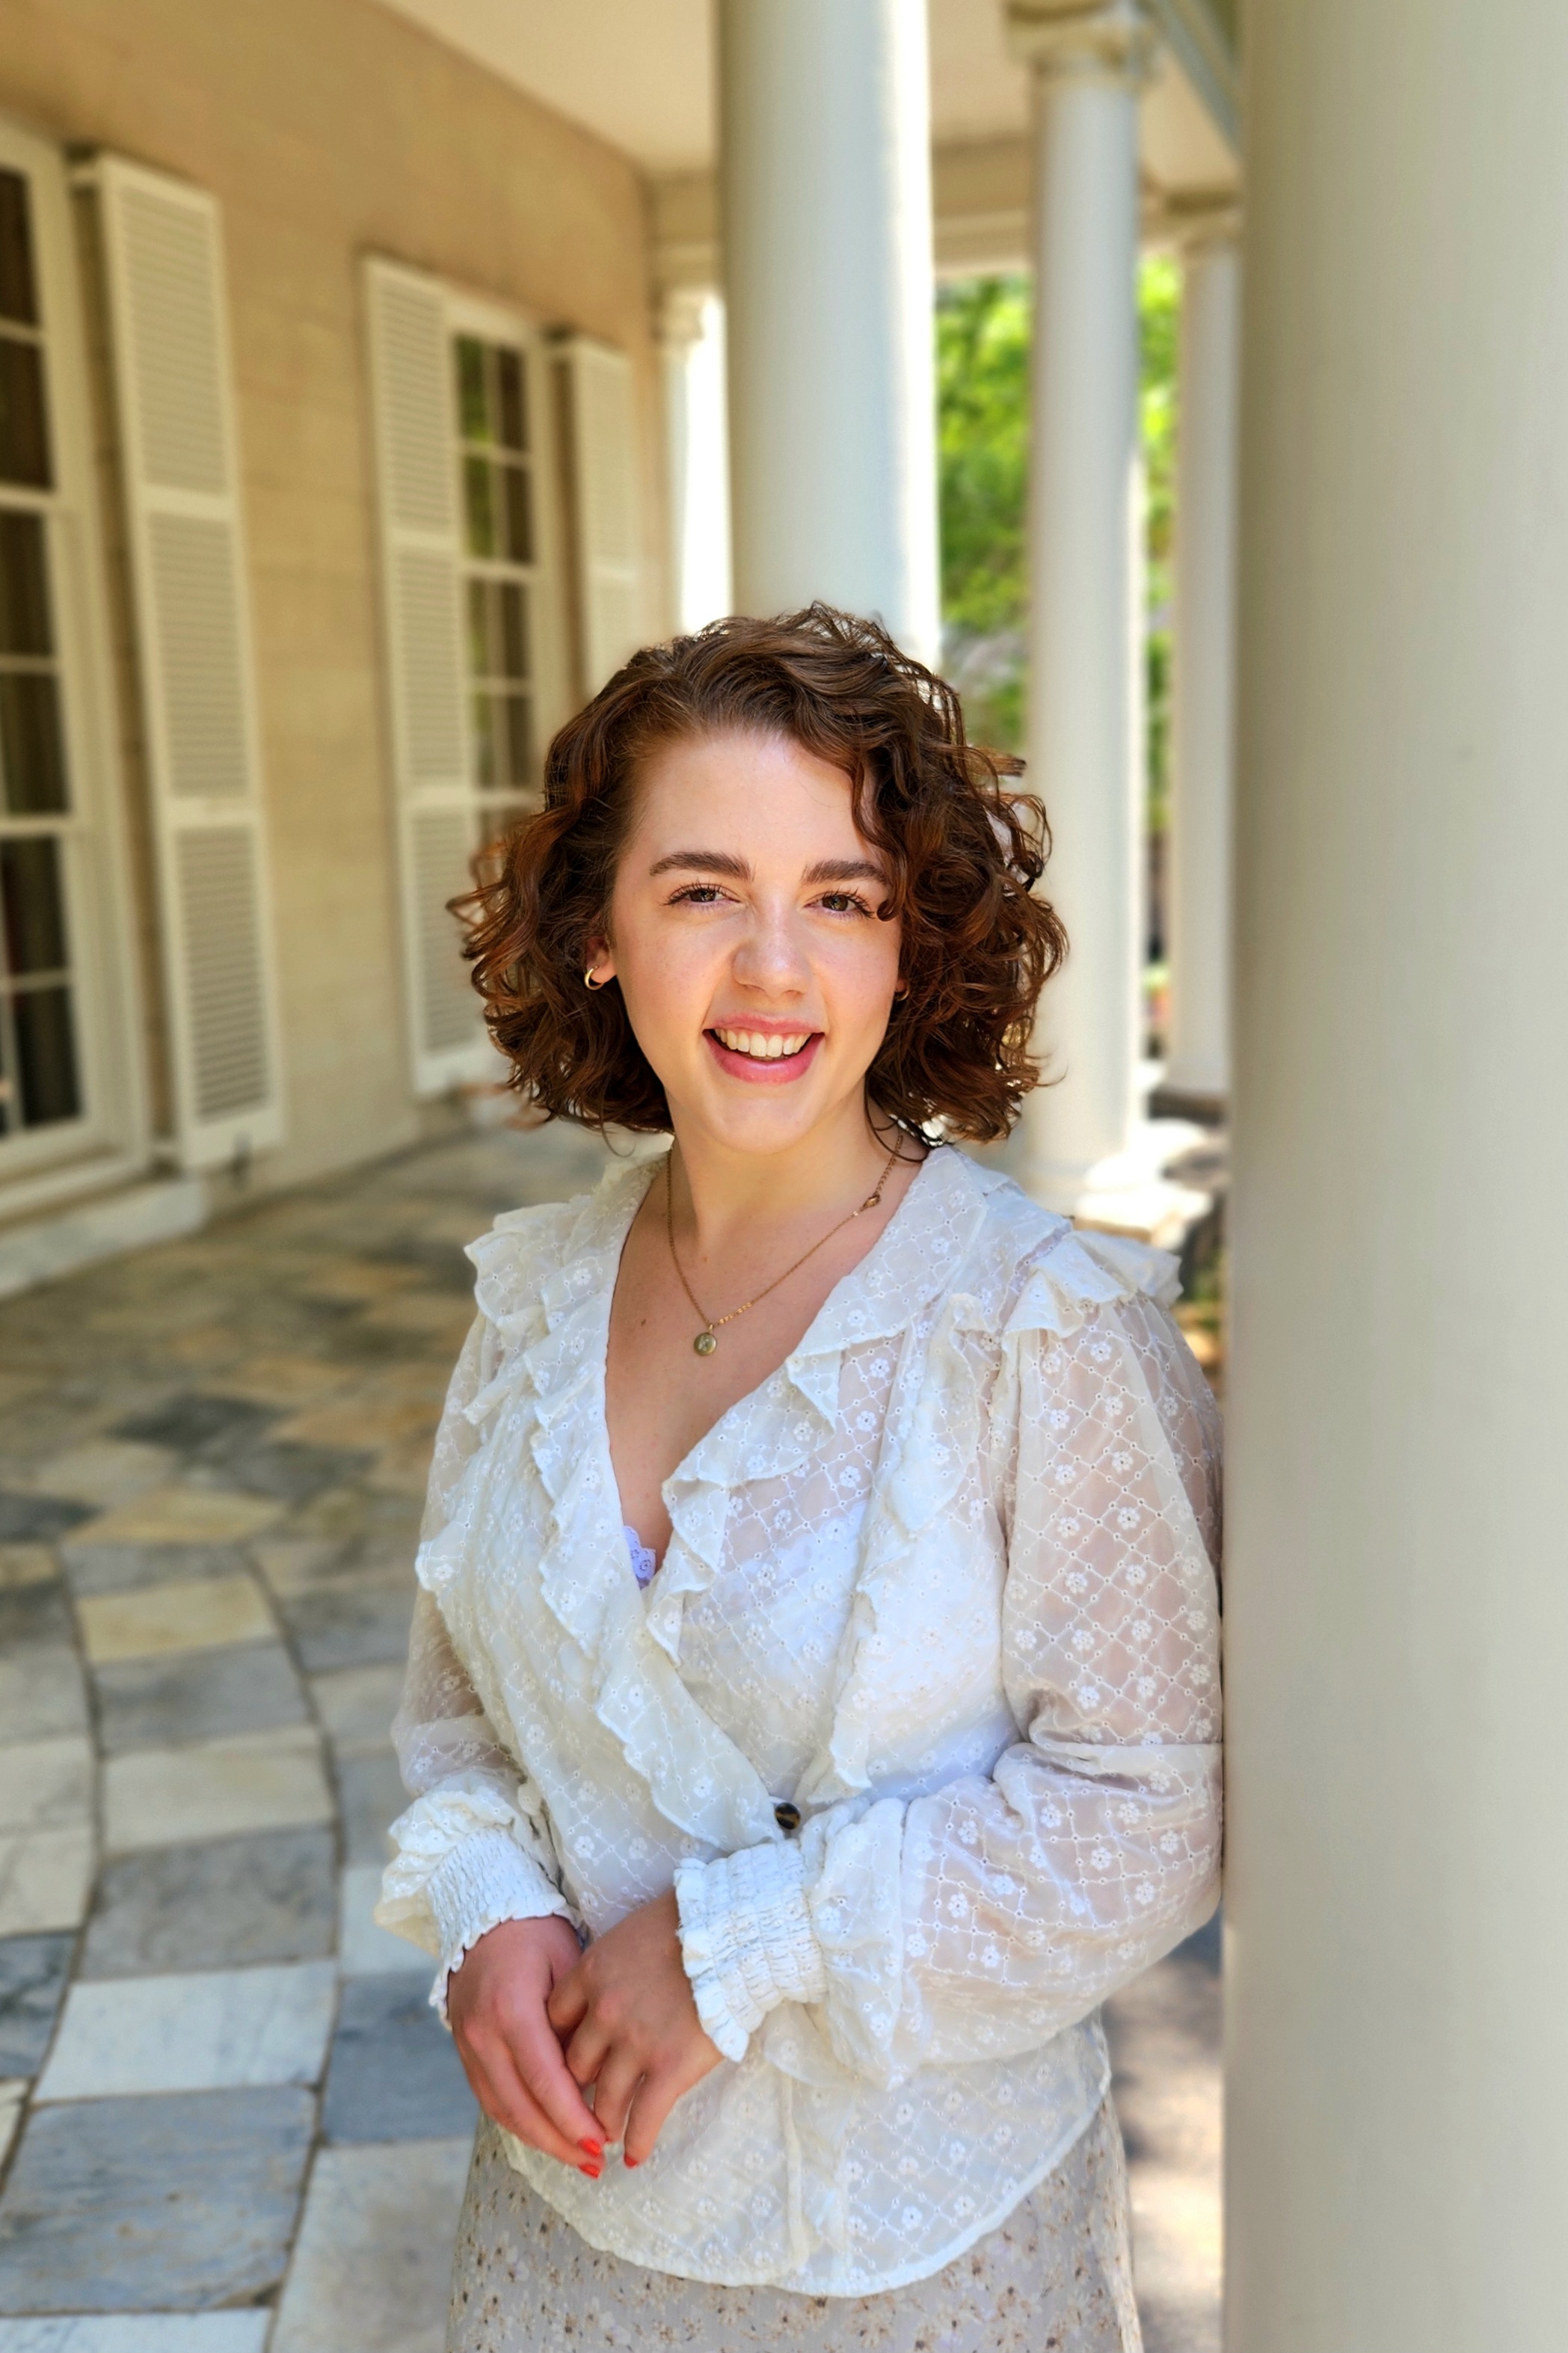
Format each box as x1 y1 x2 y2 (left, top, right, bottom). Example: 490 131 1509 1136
374 0 1236 194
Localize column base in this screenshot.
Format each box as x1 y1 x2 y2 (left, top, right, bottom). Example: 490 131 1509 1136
1023 1117 1217 1249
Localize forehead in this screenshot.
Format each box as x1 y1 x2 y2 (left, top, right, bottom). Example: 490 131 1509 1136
628 728 865 850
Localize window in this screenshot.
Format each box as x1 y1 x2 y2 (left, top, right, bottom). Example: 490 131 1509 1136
365 263 569 1095
0 128 141 1197
453 329 543 840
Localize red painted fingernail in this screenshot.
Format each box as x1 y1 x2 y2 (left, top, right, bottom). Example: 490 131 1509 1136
579 2139 603 2157
580 2162 602 2179
624 2155 639 2168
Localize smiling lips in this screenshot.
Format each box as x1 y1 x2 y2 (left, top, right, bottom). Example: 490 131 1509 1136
710 1027 813 1061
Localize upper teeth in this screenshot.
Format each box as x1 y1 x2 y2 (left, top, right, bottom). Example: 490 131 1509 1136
715 1028 811 1060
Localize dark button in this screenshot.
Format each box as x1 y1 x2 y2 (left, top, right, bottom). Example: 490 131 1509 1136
773 1800 802 1835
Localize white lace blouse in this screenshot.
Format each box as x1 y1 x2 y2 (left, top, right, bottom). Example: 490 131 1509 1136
376 1144 1223 2296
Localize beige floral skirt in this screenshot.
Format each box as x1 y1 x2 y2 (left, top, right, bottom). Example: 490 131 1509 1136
446 2099 1141 2353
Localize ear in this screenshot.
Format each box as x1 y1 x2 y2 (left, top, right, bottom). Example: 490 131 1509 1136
584 930 616 984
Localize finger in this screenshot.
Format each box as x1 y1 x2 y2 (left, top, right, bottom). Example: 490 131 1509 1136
583 2050 646 2149
458 2031 595 2172
622 2063 688 2167
563 2015 612 2091
545 1965 589 2039
506 2006 607 2153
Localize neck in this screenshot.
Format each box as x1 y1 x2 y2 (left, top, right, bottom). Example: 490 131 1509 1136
665 1095 903 1252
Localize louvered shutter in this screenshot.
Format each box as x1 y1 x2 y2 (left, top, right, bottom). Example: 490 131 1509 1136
556 336 645 696
80 156 284 1172
363 258 491 1095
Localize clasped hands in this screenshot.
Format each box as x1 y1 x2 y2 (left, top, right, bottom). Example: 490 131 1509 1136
446 1889 724 2177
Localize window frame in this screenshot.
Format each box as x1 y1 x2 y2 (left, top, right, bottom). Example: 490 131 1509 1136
0 114 145 1208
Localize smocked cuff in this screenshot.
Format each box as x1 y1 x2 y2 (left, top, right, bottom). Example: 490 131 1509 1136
427 1826 575 2022
674 1840 828 2064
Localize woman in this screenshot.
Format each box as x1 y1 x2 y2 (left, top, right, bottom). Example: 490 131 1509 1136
378 606 1222 2353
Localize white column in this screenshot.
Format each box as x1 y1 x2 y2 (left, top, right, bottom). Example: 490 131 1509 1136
1163 214 1239 1106
1006 0 1155 1209
716 0 939 662
660 289 733 636
1228 4 1568 2349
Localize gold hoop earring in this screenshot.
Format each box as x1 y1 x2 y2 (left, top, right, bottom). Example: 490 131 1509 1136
584 966 606 991
893 980 909 999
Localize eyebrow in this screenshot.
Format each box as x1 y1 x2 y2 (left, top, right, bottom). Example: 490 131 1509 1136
646 850 888 887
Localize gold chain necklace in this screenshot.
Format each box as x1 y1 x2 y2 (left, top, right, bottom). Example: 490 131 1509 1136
665 1140 903 1356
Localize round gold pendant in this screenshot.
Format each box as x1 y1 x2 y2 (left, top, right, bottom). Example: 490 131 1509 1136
693 1331 718 1356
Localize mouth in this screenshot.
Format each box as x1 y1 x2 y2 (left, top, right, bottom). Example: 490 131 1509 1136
704 1025 823 1083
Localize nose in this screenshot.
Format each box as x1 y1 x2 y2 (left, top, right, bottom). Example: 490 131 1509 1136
730 896 810 999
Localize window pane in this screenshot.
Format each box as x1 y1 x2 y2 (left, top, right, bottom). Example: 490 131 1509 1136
498 581 529 680
0 673 68 814
1 835 70 975
466 577 491 678
455 337 489 444
0 336 51 488
470 690 495 788
503 693 533 786
0 172 38 328
11 982 80 1126
502 462 532 565
496 348 526 452
463 455 496 558
0 509 52 654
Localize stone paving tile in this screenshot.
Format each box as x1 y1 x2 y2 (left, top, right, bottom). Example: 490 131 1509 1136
60 1544 253 1600
92 1642 307 1755
102 1727 332 1853
16 1447 175 1512
271 1570 414 1675
0 2087 315 2311
0 1580 71 1653
68 1491 283 1551
335 1753 407 1865
81 1829 336 1978
37 1963 337 2101
112 1396 278 1457
76 1577 276 1666
269 2138 472 2353
308 1661 403 1755
0 1500 94 1548
0 2084 22 2171
338 1866 425 1979
0 1937 73 2076
1106 1917 1223 2353
0 2316 271 2350
322 1975 476 2145
0 1650 87 1744
0 1829 94 1938
0 1742 93 1837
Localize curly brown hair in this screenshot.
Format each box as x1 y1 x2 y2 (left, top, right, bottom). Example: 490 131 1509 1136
455 604 1066 1143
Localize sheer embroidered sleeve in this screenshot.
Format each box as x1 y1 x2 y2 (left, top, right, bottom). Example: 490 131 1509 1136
375 1316 579 2012
677 1260 1223 2083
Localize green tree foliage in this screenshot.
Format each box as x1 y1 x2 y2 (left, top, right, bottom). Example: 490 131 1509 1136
935 257 1181 825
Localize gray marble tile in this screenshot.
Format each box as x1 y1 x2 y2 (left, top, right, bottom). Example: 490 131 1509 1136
337 1866 425 1979
336 1753 408 1865
274 1572 413 1674
0 1583 71 1650
308 1660 402 1754
321 1974 476 2145
0 2087 314 2311
58 1543 252 1599
82 1829 336 1978
37 1963 336 2100
0 1938 73 2077
0 1497 93 1547
207 1442 370 1506
102 1727 331 1853
269 2139 471 2353
0 2316 271 2350
112 1395 278 1457
93 1643 307 1754
0 1648 87 1743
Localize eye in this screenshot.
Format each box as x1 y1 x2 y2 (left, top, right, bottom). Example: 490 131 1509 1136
668 883 733 907
814 891 874 918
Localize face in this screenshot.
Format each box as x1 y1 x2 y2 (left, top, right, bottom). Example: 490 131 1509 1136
589 729 903 1159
